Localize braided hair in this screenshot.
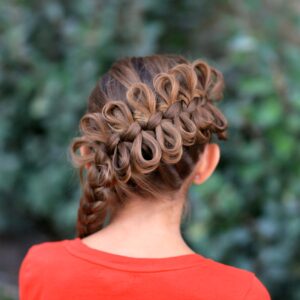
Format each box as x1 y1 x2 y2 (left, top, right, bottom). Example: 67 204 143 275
69 54 228 238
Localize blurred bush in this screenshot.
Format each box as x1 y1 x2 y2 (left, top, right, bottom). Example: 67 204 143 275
0 0 299 299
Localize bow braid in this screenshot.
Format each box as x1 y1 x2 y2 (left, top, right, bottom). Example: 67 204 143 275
69 54 228 238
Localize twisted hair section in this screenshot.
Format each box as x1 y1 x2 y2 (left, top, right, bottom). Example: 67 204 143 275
69 54 228 238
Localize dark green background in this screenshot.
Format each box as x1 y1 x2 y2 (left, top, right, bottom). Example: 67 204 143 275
1 0 300 299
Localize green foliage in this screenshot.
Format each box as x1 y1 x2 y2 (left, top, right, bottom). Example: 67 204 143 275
1 0 299 299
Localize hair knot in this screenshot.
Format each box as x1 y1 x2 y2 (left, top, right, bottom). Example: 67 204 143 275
121 121 142 142
146 111 163 131
105 132 120 155
163 101 182 120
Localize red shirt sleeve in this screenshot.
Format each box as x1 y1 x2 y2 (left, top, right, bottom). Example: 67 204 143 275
243 273 271 300
19 245 43 300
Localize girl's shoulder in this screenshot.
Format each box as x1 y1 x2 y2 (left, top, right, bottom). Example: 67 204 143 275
19 238 71 279
202 257 271 300
21 239 67 263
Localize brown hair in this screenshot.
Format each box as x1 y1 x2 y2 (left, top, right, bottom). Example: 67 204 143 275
69 54 228 238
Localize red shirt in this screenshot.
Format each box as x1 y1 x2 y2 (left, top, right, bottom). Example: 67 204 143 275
19 237 271 299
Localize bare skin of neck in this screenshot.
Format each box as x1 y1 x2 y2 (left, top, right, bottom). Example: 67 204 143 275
80 143 220 258
81 192 195 258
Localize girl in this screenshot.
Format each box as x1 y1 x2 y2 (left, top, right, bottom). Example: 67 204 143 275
19 54 271 299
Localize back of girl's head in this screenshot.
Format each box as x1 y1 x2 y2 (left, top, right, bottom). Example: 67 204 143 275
69 54 228 238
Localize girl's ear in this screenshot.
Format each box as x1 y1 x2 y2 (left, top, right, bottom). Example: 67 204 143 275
80 145 91 169
193 143 220 185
